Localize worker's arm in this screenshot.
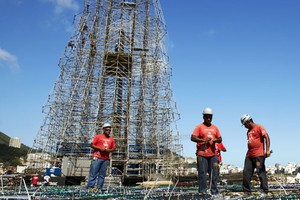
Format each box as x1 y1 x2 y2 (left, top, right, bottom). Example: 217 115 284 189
91 143 105 152
106 145 116 153
213 137 222 144
191 135 207 143
191 135 219 143
264 133 271 157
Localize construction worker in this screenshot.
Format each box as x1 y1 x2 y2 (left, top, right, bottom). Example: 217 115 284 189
191 107 223 198
86 123 116 192
215 142 227 181
216 142 227 164
240 114 271 197
31 174 39 187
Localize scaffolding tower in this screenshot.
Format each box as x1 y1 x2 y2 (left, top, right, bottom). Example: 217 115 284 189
28 0 183 182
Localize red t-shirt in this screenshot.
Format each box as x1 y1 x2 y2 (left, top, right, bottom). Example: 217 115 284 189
91 134 115 160
31 176 39 185
192 123 221 157
246 124 267 158
215 143 226 163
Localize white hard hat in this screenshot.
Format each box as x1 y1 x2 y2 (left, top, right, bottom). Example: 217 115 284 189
103 123 111 128
202 107 213 115
240 114 252 125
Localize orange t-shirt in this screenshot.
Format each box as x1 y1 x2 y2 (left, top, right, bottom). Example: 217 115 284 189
246 124 267 158
192 123 221 157
91 134 115 160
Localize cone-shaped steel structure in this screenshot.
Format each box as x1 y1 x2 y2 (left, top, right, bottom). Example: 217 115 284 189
28 0 183 182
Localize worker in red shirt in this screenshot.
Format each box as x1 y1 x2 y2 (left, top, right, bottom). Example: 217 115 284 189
31 174 39 187
191 107 223 198
216 142 227 164
215 142 227 180
86 123 116 191
240 114 271 197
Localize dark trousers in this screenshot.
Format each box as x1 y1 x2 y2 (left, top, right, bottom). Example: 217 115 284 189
243 156 268 193
197 155 219 194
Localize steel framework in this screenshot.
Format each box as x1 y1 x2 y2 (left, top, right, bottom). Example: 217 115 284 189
28 0 183 181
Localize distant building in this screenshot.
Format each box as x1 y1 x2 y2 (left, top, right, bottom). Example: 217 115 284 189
284 162 299 174
9 137 21 148
17 165 27 173
266 165 277 174
27 153 52 169
220 164 243 174
185 157 196 164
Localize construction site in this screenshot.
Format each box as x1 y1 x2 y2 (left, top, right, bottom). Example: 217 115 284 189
1 0 300 199
26 0 183 185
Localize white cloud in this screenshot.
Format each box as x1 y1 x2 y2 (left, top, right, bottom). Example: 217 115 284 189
50 0 80 14
42 0 79 33
0 48 20 72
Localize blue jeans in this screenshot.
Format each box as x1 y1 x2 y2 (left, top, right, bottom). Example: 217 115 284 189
86 158 109 189
197 155 219 194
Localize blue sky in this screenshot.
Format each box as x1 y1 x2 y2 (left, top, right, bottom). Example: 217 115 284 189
1 0 300 168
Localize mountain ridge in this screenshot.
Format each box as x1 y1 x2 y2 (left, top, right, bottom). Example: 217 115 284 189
0 131 30 166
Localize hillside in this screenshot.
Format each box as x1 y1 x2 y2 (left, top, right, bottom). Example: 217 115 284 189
0 131 30 166
0 131 11 145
